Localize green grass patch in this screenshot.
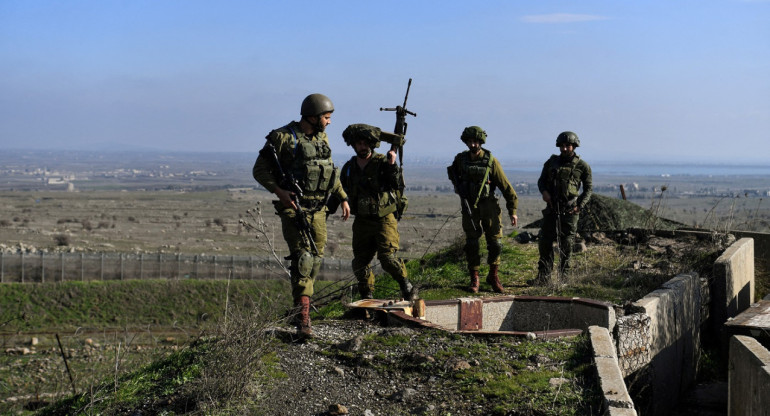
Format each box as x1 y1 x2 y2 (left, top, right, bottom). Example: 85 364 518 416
0 279 290 331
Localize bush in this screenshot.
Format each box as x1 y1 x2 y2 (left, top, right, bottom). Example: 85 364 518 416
54 234 70 246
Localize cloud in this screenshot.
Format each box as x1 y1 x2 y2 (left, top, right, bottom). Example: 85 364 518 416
521 13 609 24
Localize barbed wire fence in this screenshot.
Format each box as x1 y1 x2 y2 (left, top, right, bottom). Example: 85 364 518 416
0 251 356 283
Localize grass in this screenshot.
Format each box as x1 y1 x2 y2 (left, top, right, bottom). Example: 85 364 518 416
1 225 755 415
0 279 290 331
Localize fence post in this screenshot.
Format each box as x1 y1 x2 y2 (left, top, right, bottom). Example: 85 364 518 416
100 253 104 281
60 252 64 282
177 253 181 280
80 253 84 281
41 252 45 283
194 255 198 279
1 251 4 283
120 253 124 280
21 252 25 283
214 255 218 279
158 253 162 279
140 254 144 279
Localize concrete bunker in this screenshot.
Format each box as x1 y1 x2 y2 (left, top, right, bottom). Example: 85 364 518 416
350 295 616 339
346 233 767 416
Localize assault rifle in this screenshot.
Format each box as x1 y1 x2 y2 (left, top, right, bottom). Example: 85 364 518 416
379 78 416 221
447 165 477 232
380 78 416 166
261 142 318 255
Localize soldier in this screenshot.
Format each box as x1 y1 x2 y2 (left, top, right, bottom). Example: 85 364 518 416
252 93 350 338
447 126 518 293
531 131 592 285
340 124 415 301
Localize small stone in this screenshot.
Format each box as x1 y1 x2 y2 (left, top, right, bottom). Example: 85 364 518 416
328 403 348 415
549 377 569 387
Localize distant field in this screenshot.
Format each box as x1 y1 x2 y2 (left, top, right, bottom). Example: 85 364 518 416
1 188 768 265
1 158 768 264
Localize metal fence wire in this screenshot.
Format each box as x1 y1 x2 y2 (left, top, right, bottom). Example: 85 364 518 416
614 312 652 377
0 252 355 283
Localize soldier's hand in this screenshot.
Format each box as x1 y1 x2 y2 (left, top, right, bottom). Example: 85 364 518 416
569 206 580 214
541 190 551 204
275 187 297 210
510 214 518 227
340 200 351 221
386 150 397 165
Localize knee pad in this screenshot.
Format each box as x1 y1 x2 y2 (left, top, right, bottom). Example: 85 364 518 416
487 238 502 255
311 256 323 278
294 250 314 278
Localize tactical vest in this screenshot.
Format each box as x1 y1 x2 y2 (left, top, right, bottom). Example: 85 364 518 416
547 155 582 202
459 149 494 203
342 154 398 217
288 128 335 199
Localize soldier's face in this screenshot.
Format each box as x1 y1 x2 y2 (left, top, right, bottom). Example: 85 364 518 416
354 140 372 159
559 144 575 157
310 112 332 133
465 139 482 154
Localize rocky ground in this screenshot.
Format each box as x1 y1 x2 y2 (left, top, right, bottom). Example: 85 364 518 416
252 317 597 416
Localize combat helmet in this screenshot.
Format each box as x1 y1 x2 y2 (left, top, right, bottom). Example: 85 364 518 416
461 126 487 144
300 93 334 117
342 124 381 148
556 131 580 147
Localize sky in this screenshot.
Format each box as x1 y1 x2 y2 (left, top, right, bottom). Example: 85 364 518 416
1 0 769 164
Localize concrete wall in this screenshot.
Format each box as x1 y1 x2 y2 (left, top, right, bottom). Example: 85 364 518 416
730 231 770 271
589 326 638 416
713 238 755 341
728 335 770 416
624 272 705 416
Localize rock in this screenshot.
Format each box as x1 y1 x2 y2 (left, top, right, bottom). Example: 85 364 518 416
445 358 471 371
328 404 348 415
390 388 417 403
526 332 537 340
549 377 569 387
340 335 364 352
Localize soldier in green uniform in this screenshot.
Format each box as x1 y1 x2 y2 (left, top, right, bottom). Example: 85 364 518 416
532 131 592 285
447 126 518 293
340 124 415 301
252 93 350 338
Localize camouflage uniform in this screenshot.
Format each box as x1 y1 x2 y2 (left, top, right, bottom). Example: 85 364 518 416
340 124 413 300
448 127 518 292
536 132 592 282
252 120 347 301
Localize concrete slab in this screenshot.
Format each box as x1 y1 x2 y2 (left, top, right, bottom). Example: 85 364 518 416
724 299 770 351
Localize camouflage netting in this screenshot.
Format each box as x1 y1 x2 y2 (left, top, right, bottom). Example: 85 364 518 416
524 194 685 234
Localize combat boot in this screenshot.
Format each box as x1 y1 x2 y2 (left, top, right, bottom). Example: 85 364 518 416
486 265 504 293
358 282 374 300
469 270 480 293
527 269 550 286
399 279 417 302
296 295 313 339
